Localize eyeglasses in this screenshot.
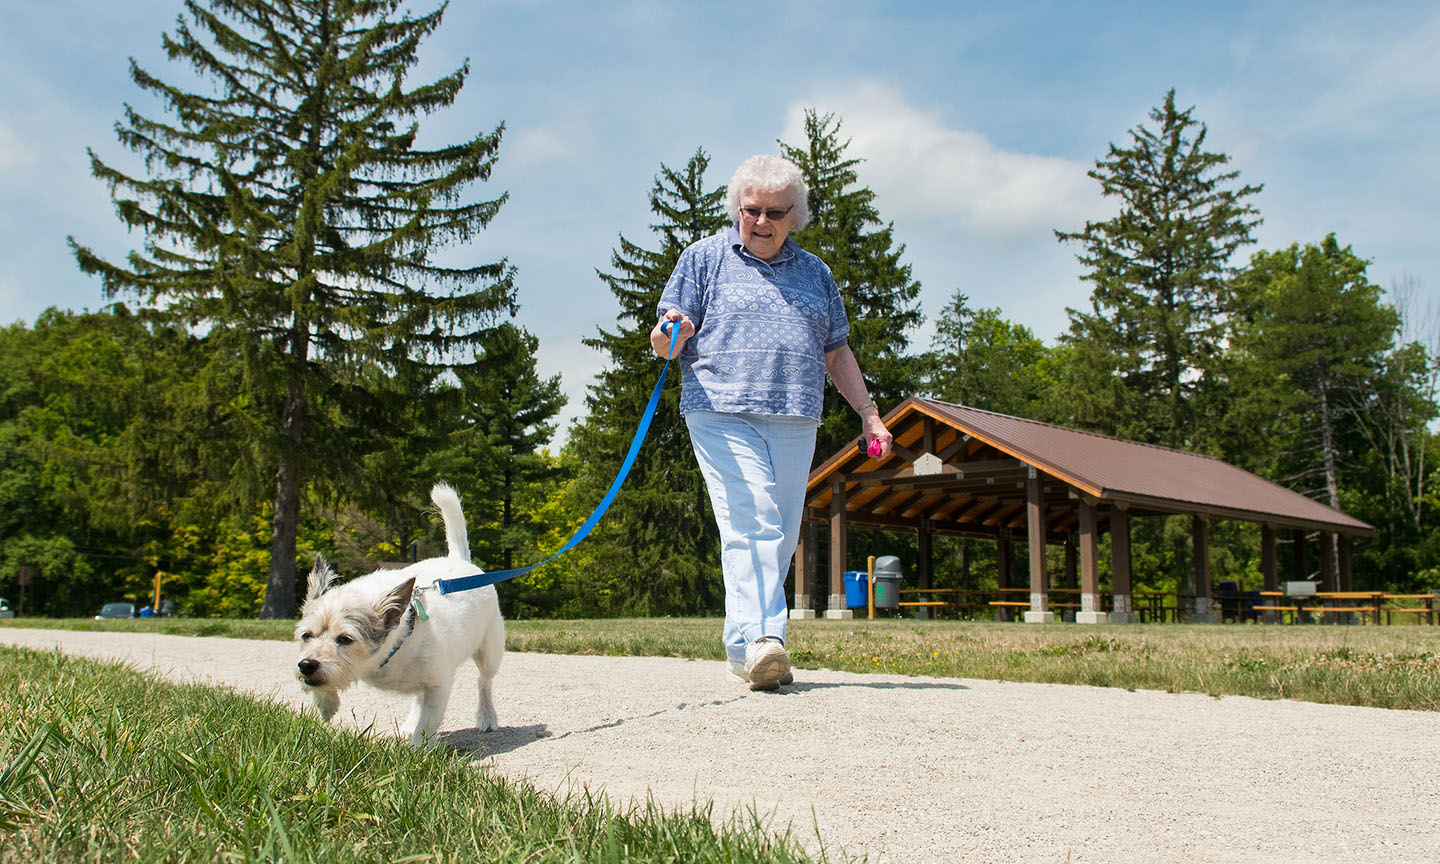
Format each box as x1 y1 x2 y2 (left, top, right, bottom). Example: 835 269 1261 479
740 205 793 222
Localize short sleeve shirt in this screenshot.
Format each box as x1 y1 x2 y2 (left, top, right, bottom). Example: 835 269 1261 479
657 226 850 421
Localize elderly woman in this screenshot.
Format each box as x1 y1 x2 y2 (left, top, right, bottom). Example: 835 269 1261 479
650 154 892 691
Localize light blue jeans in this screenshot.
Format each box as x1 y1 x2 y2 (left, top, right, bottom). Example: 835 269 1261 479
685 410 819 664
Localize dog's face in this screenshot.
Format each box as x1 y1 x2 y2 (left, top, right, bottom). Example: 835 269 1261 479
294 556 415 692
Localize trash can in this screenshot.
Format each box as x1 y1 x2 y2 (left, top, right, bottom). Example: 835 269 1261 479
843 571 869 609
872 556 901 610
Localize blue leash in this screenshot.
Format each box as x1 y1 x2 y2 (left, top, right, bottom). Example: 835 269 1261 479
436 322 680 595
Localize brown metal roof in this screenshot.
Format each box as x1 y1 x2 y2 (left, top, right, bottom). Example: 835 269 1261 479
807 397 1374 537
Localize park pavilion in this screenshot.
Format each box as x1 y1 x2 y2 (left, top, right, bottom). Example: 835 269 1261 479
791 398 1375 623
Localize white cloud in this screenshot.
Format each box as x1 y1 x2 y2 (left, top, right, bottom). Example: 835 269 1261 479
1270 12 1440 139
504 122 583 176
782 81 1103 239
0 119 27 173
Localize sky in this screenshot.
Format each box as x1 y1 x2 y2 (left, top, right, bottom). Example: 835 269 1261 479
3 1 1437 443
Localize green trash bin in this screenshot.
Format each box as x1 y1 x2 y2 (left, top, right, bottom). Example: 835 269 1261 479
872 555 901 609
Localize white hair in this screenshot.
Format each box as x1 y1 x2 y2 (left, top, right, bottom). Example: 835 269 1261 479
725 155 809 230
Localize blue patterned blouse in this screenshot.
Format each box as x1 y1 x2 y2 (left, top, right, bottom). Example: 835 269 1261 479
657 225 850 421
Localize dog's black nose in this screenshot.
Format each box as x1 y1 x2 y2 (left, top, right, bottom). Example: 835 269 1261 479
298 659 319 676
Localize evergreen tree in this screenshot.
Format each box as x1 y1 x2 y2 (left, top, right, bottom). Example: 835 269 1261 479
70 0 516 617
780 111 924 460
562 149 729 615
1056 89 1261 450
457 322 567 572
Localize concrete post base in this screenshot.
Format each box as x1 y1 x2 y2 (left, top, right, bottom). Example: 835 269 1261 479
1024 610 1056 624
1107 611 1139 624
1075 611 1109 624
1190 597 1218 624
824 609 854 620
789 608 816 619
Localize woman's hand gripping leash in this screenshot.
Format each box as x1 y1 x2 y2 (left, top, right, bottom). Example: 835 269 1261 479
652 310 693 359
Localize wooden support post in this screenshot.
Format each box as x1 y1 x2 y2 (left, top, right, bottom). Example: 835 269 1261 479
1064 535 1078 590
1261 523 1278 593
1076 498 1107 623
1292 529 1308 583
826 477 851 619
1318 531 1336 592
1109 507 1136 623
1191 514 1217 623
1024 467 1054 623
1338 534 1353 592
917 517 934 619
997 528 1012 588
791 523 816 619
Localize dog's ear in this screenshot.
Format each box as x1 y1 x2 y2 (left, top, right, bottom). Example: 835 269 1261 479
377 577 416 632
305 556 339 605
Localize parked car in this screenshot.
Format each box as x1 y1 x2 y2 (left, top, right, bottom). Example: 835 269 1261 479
0 597 14 619
95 602 136 620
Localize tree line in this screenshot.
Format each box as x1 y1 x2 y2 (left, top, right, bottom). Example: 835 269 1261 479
0 1 1434 618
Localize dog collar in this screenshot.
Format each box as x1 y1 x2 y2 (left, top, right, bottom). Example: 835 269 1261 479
376 602 420 670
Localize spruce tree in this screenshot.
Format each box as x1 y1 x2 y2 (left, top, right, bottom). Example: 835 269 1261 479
70 0 515 617
1055 89 1261 450
562 149 728 615
457 322 567 572
780 111 924 461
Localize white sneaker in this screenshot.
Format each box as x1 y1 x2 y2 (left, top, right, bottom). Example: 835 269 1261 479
744 637 792 691
726 659 748 684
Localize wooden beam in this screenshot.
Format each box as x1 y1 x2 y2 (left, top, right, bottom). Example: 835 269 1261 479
829 477 848 611
936 433 972 463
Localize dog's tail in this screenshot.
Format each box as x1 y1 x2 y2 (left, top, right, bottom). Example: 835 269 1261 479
430 482 471 562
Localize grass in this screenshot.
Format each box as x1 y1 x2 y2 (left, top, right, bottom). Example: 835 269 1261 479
4 615 1439 710
0 645 836 863
3 617 1436 862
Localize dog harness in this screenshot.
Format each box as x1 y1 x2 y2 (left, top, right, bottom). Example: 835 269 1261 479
434 324 681 595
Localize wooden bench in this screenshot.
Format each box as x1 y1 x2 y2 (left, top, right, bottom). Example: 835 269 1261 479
1383 594 1437 625
897 601 949 608
1312 606 1376 624
1253 604 1374 624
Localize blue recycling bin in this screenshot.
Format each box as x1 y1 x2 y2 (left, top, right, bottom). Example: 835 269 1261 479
843 571 869 608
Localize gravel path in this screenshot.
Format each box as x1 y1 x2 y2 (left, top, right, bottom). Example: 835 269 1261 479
4 628 1438 863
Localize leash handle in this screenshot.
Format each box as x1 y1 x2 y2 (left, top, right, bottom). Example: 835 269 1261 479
436 323 681 595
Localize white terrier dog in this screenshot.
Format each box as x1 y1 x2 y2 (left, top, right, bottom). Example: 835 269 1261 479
294 482 504 746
